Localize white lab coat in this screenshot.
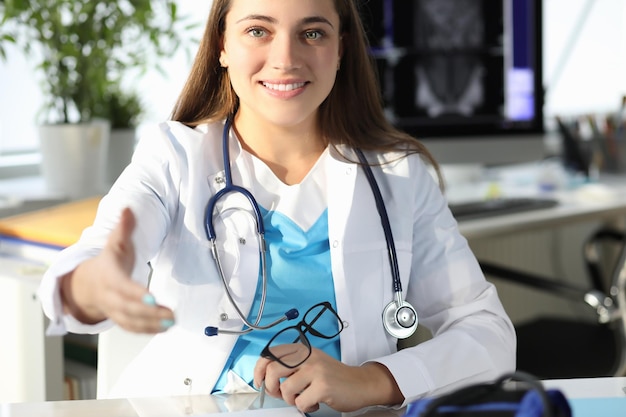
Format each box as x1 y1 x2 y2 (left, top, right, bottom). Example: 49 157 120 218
38 120 516 406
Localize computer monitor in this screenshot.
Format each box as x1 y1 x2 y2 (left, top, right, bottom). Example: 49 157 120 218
360 0 546 165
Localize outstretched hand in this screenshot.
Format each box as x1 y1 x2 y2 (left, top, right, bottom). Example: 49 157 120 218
60 207 175 333
253 345 404 413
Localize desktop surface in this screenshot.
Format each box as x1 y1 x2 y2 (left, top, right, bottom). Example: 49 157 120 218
1 377 624 417
0 395 400 417
442 164 626 240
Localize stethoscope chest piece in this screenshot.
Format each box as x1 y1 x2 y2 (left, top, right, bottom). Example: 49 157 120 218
382 299 418 339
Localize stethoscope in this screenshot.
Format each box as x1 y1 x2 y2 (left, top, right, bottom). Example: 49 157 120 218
204 118 418 339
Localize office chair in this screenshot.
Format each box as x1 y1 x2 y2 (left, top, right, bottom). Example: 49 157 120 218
480 227 626 379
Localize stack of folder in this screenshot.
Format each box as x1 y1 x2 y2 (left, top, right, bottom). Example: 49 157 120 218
0 197 101 249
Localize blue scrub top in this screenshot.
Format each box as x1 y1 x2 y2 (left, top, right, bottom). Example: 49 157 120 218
213 149 340 393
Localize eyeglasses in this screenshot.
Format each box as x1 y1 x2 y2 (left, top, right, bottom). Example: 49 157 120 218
260 301 344 369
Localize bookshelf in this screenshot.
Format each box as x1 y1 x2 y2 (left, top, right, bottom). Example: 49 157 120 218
0 197 100 403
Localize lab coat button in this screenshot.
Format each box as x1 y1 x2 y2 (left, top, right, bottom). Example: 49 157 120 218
239 237 246 245
345 167 352 175
184 378 192 386
332 240 339 248
220 313 228 321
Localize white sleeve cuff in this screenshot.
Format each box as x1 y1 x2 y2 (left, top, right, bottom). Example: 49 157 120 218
37 245 114 336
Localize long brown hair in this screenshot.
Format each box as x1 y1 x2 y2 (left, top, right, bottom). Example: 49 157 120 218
171 0 442 183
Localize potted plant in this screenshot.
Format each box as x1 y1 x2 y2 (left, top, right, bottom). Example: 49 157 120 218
0 0 193 198
102 86 144 186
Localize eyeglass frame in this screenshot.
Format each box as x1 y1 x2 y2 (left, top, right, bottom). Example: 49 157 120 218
260 301 344 369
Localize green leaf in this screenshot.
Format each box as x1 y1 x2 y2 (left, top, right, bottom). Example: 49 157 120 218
0 0 197 125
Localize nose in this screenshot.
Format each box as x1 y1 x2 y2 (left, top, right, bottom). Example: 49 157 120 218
269 33 302 71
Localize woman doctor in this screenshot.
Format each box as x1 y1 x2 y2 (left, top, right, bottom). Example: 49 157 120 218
38 0 516 413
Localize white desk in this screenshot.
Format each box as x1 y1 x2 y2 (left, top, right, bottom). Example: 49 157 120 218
457 183 626 240
543 376 626 398
1 377 624 417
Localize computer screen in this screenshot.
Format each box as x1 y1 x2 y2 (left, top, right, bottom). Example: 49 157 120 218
360 0 546 165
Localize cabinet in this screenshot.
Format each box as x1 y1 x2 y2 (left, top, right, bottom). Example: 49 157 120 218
0 253 63 402
0 198 100 403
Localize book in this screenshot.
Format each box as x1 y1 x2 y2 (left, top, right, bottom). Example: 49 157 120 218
64 359 97 400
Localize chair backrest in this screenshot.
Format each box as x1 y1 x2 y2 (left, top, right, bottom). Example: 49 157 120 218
583 228 626 376
480 226 626 378
96 326 152 399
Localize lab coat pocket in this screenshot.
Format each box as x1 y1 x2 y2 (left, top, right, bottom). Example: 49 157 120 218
342 238 413 356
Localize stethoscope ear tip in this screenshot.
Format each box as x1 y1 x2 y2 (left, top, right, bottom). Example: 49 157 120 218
285 308 299 320
205 326 219 336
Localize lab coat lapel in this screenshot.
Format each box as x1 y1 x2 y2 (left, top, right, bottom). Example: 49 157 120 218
326 148 361 364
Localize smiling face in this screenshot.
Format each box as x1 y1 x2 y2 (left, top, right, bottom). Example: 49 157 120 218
219 0 343 131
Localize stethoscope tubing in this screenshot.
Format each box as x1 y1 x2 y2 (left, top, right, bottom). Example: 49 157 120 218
205 119 265 241
204 118 281 335
354 149 403 295
204 118 416 338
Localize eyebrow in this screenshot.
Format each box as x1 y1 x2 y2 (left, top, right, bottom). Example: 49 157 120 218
236 14 335 29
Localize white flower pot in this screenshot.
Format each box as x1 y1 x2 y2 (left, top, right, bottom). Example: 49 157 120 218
106 128 136 187
38 121 110 199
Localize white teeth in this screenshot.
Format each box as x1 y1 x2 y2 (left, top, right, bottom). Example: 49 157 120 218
262 82 305 91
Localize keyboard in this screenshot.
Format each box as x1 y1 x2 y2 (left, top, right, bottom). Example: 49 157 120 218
449 197 559 221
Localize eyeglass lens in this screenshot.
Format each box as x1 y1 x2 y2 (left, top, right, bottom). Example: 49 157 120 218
264 302 343 368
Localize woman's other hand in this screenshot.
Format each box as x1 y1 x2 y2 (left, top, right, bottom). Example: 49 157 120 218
59 207 175 333
253 345 404 413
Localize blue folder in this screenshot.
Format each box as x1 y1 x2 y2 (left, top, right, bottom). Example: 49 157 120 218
568 397 626 417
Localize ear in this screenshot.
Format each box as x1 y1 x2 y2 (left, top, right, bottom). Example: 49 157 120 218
219 50 228 68
337 35 345 70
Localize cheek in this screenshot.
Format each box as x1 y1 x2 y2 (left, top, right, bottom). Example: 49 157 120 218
226 50 264 86
315 55 340 88
316 48 341 74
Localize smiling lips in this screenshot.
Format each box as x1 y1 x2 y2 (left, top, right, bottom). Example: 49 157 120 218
262 81 307 91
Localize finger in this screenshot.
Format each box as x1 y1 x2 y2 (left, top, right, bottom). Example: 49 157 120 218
266 343 310 366
290 378 323 413
261 361 283 397
100 268 175 333
253 343 303 390
262 360 299 397
110 297 175 333
276 367 315 407
296 400 320 415
117 207 137 243
253 357 271 389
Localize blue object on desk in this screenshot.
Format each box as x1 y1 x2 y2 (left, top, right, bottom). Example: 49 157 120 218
403 372 571 417
568 397 626 417
449 197 559 221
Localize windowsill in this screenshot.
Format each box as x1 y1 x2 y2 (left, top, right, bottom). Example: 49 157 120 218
0 174 69 218
0 152 41 180
0 153 69 217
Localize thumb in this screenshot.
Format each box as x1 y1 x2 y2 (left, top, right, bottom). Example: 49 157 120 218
106 207 136 273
